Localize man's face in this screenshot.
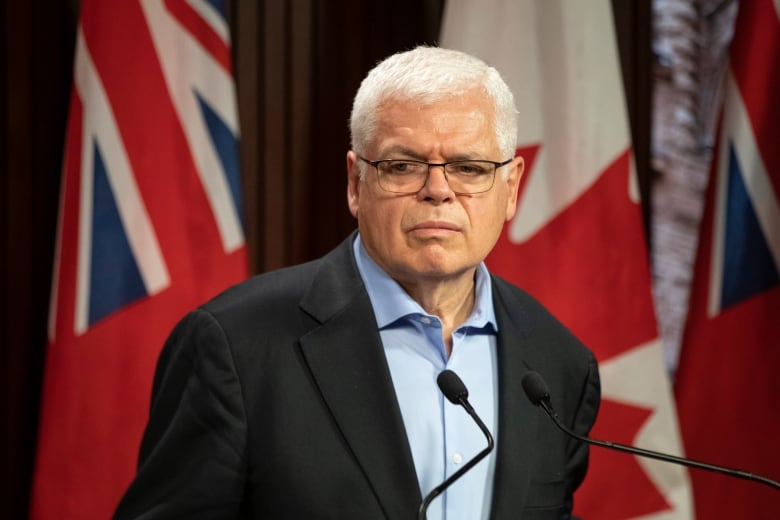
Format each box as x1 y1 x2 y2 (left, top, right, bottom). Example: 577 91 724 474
347 89 523 286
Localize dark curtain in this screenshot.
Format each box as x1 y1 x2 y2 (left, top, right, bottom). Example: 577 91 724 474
235 1 448 271
0 1 648 518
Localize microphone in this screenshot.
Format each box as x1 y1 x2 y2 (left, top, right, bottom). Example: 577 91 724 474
417 370 496 520
521 371 780 491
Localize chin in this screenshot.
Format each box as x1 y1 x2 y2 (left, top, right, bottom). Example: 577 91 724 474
407 256 474 280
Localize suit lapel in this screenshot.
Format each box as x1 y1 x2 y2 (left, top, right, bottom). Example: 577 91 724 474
298 235 421 519
489 279 540 518
296 237 546 518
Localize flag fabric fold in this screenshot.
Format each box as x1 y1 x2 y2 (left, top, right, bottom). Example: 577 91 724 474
441 1 693 517
675 0 780 516
31 1 248 518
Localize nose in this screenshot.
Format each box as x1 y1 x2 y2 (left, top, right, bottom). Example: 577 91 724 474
417 164 454 202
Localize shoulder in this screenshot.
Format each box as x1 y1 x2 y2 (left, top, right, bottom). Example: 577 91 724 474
203 258 321 317
156 259 324 371
202 232 360 321
490 274 600 442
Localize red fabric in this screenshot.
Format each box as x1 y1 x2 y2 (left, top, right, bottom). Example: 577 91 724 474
490 149 673 519
675 1 780 516
30 2 247 518
441 1 690 516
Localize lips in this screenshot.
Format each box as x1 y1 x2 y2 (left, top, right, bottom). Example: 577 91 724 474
407 221 462 233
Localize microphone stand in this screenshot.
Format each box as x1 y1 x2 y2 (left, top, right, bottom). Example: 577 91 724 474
417 371 495 520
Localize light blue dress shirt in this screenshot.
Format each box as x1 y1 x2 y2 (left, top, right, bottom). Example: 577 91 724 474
353 235 498 520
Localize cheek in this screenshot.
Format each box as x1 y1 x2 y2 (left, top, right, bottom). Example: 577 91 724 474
360 199 403 239
465 198 510 244
468 196 506 224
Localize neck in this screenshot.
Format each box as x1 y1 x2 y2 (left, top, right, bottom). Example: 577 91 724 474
398 270 477 356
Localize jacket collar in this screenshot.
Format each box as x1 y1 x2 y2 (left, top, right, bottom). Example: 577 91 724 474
298 232 422 519
489 277 539 519
297 234 540 519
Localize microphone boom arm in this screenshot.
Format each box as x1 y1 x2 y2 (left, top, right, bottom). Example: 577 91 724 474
417 398 495 520
538 397 780 491
417 370 497 520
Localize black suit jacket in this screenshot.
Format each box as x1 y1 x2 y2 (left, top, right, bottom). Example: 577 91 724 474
114 233 600 519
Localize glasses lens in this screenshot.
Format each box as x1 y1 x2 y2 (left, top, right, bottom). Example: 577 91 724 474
376 160 428 193
445 161 496 193
373 159 498 194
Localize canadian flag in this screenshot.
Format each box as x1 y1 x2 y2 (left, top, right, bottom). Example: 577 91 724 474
442 1 693 517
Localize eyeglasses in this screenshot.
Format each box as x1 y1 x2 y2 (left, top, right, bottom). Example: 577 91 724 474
358 156 512 195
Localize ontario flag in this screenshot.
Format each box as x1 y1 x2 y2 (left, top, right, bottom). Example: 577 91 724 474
30 1 248 519
442 0 695 517
674 0 780 517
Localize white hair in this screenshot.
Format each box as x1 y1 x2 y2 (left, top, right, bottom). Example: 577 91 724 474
349 46 518 162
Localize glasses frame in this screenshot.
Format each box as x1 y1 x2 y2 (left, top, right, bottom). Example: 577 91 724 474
357 156 513 195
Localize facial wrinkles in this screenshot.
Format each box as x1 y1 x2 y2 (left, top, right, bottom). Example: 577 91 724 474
427 110 490 153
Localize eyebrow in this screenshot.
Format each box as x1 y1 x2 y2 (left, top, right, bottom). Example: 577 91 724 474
376 146 424 160
376 146 486 162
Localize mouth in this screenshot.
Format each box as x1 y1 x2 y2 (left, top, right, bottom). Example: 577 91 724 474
407 221 461 236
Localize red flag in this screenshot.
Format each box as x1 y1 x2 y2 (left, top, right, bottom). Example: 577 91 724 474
675 0 780 516
31 1 248 518
441 1 694 517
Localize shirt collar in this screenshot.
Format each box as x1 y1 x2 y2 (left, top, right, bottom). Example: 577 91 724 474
353 233 497 332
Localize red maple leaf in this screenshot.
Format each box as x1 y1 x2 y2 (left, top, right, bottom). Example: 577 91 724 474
576 399 672 518
490 147 657 358
489 146 673 518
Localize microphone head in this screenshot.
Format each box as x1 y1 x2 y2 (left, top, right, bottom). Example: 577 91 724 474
437 370 469 404
521 371 551 406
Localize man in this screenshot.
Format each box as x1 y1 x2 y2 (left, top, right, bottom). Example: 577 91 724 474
114 46 600 519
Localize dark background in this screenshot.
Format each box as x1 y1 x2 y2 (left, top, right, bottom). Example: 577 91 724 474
1 1 651 518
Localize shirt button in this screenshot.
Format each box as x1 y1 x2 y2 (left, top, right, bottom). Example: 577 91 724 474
453 453 463 464
420 316 431 324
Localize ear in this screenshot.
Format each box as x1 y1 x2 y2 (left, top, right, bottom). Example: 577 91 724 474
346 150 362 218
504 155 524 221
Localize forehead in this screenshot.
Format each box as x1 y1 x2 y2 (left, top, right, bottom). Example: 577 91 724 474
371 90 498 153
377 87 493 120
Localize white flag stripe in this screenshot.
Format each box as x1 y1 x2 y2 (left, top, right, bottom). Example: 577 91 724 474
141 0 244 254
75 61 95 335
186 0 230 44
723 75 780 269
48 151 68 341
442 0 631 243
74 28 171 334
709 71 780 317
